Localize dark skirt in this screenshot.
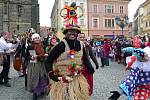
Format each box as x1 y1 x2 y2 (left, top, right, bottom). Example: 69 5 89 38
27 62 49 96
33 76 49 96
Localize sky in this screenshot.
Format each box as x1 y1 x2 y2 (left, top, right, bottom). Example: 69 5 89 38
39 0 146 27
38 0 55 27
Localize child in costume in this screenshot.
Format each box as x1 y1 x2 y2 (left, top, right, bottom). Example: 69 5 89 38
108 36 150 100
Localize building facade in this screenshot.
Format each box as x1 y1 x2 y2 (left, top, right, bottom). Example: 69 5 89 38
51 0 130 39
88 0 130 39
128 22 133 37
132 6 144 36
141 0 150 35
0 0 40 35
40 26 51 38
51 0 88 39
132 8 139 36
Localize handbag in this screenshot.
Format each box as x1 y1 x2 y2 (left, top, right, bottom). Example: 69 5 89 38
0 54 4 65
13 57 21 71
0 53 7 65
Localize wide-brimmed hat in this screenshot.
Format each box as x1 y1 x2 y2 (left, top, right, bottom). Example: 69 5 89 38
62 24 81 34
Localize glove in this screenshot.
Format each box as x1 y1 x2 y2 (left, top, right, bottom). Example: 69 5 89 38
88 66 95 75
108 91 120 100
58 76 73 83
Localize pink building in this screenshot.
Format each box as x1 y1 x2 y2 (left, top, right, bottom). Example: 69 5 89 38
88 0 131 39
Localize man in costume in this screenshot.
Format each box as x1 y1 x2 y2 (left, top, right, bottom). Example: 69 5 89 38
45 27 95 100
43 28 53 50
45 2 94 100
21 28 35 88
78 32 99 96
0 31 14 87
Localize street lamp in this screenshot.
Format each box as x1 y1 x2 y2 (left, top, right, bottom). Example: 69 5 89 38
115 15 129 36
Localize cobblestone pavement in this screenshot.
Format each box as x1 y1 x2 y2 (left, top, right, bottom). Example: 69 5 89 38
0 58 129 100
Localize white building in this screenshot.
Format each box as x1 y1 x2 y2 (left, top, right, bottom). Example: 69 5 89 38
51 0 88 39
133 5 144 36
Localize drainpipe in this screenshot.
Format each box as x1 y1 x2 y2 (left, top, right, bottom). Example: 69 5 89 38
8 1 10 32
87 0 89 37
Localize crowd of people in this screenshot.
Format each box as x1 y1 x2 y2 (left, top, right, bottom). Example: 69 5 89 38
0 26 100 100
0 28 150 100
0 27 150 100
91 35 150 67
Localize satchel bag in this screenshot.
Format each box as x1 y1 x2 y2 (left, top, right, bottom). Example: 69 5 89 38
0 54 7 65
13 57 21 71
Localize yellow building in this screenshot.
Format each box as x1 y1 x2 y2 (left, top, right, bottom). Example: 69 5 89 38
142 0 150 34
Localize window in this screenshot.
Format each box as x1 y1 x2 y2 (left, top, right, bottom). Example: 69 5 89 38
4 2 7 14
147 7 150 15
93 4 98 13
120 6 124 14
18 5 23 17
105 19 115 28
112 19 114 27
105 5 114 13
80 3 84 9
64 2 68 5
146 22 148 27
93 18 98 28
105 19 108 27
80 18 84 26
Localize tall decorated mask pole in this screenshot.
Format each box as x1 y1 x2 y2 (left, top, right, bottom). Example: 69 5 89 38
55 2 84 82
60 2 83 34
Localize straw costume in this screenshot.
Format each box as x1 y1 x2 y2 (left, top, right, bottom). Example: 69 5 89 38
45 2 93 100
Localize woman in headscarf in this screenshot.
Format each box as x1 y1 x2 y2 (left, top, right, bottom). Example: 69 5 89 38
26 33 49 100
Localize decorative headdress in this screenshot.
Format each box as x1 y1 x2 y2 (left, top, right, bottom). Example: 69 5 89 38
60 2 83 34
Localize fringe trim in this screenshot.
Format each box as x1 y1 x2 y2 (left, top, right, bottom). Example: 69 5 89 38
49 74 89 100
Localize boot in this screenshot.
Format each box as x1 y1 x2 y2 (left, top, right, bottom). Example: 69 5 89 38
0 75 4 84
3 82 11 87
0 81 3 84
3 76 11 87
25 74 27 87
108 91 120 100
33 93 37 100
